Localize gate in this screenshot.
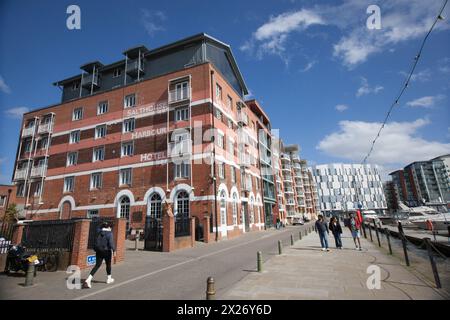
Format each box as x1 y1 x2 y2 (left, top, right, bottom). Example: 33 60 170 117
144 216 162 251
0 222 14 254
21 220 75 252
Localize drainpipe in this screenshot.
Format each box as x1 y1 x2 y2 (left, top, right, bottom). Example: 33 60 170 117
210 70 219 241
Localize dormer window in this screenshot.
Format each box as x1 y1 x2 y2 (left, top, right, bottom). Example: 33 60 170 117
72 82 80 91
113 68 122 78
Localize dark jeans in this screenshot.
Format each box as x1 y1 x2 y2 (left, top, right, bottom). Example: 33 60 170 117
319 232 329 249
333 233 342 248
89 250 112 276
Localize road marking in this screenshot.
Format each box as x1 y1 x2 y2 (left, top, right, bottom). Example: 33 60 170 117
74 226 303 300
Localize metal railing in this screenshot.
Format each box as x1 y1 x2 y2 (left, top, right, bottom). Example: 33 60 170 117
126 59 144 74
21 220 76 251
31 165 47 177
81 73 99 87
14 166 29 180
22 126 35 137
175 216 190 237
38 122 54 134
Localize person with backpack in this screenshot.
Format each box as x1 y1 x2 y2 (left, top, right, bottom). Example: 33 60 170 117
329 216 343 249
84 222 116 288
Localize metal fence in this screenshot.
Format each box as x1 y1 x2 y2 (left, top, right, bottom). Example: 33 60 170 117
175 216 190 237
0 222 14 254
87 217 116 250
21 220 75 252
144 216 162 251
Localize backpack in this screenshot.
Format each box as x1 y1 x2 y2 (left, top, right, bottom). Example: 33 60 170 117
94 231 109 252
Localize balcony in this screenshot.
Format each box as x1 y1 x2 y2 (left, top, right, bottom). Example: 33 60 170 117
168 86 191 104
22 126 36 137
240 155 251 168
14 166 29 180
168 140 192 157
284 189 294 194
38 122 54 134
31 165 47 177
126 59 144 76
242 183 252 192
282 165 291 171
81 73 99 88
237 111 248 126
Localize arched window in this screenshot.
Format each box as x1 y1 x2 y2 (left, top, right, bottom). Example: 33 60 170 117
120 196 130 219
220 190 227 225
232 193 238 225
249 198 255 224
176 191 189 218
257 206 261 223
149 193 162 219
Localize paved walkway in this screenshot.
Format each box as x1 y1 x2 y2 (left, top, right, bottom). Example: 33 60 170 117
221 229 450 300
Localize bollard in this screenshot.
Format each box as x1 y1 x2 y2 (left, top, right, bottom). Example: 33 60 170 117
385 228 393 255
400 233 410 267
135 235 139 251
424 238 441 289
290 234 294 246
278 240 282 255
299 231 302 240
373 220 381 247
368 224 373 242
206 277 216 300
24 262 35 287
257 251 263 272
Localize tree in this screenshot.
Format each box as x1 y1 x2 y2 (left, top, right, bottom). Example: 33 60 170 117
4 204 18 224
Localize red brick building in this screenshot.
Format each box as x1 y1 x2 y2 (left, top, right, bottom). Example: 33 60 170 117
0 185 16 221
12 34 277 241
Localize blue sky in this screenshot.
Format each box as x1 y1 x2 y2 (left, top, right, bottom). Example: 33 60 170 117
1 0 449 183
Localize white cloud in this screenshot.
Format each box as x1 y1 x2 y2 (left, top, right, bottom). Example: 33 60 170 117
316 118 450 167
0 75 11 94
300 60 317 72
140 9 166 36
400 69 431 82
4 107 29 119
356 77 383 97
406 95 445 108
335 104 349 112
241 9 325 64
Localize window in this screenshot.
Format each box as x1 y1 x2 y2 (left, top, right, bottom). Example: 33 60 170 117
216 84 222 100
119 168 132 186
121 141 134 157
228 139 235 156
227 95 233 109
0 196 6 207
119 196 130 219
232 194 238 225
175 82 189 100
216 133 224 149
24 140 32 152
95 124 107 139
113 68 122 78
69 130 80 144
220 191 227 225
176 191 189 218
67 152 78 166
87 209 99 218
227 119 233 129
72 107 83 121
40 136 50 149
97 101 108 115
34 182 42 197
215 108 222 121
72 82 79 91
64 176 74 192
16 183 25 197
175 107 189 121
124 94 136 108
218 162 225 179
90 172 102 190
93 146 105 162
231 166 236 183
175 162 190 179
123 118 135 133
149 193 162 219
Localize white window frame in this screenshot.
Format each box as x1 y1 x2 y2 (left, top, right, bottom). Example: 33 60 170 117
95 124 107 139
231 166 236 183
113 68 122 78
216 83 222 100
72 107 83 121
64 176 74 193
66 152 78 166
175 107 189 121
175 162 190 179
121 141 134 157
93 146 105 162
69 130 80 144
218 162 225 179
217 133 224 149
123 118 135 133
97 101 108 115
40 136 49 149
90 172 102 190
175 81 189 100
34 181 42 197
0 195 6 207
119 168 132 186
72 82 79 91
124 94 136 108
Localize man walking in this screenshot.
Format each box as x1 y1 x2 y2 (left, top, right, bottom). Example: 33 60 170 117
84 222 116 288
315 215 330 251
348 212 362 251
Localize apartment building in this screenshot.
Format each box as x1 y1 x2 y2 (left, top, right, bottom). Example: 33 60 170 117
310 163 387 215
272 142 319 223
12 33 270 240
388 154 450 209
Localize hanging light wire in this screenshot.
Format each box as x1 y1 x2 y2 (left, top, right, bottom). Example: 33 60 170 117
361 0 448 164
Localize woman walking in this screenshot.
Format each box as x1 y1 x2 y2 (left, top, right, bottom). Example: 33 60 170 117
84 222 116 288
329 216 343 249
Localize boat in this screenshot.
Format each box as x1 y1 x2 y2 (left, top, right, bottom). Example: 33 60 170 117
398 203 450 230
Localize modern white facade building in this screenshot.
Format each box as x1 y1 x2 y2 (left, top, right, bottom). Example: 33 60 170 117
309 163 387 214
